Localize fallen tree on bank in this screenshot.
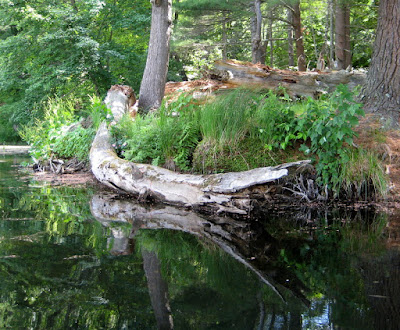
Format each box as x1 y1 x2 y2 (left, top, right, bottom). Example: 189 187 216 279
166 60 366 99
90 120 310 214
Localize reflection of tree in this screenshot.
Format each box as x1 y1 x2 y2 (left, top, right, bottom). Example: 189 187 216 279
91 193 393 329
142 249 174 329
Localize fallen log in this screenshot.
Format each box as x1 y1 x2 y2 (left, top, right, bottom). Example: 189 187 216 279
207 60 366 99
90 122 310 214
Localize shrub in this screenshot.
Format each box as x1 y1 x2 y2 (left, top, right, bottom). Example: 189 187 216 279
299 85 366 192
52 126 96 163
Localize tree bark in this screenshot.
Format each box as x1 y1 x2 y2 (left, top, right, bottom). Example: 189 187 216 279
292 2 306 71
363 0 400 123
138 0 172 114
251 0 264 64
287 9 295 67
335 0 351 69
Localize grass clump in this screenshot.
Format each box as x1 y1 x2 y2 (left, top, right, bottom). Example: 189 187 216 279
339 148 387 199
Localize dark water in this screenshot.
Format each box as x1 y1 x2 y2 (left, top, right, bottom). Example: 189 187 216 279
0 154 399 329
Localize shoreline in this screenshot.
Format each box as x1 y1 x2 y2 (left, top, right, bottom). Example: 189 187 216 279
0 145 30 155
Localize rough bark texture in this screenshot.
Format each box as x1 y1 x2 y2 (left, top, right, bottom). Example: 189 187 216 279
251 0 264 64
212 60 366 99
287 9 295 67
292 2 306 71
335 1 351 69
363 0 400 123
138 0 172 113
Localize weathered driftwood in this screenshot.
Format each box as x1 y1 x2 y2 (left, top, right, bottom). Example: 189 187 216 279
209 60 366 99
90 193 310 305
90 122 310 214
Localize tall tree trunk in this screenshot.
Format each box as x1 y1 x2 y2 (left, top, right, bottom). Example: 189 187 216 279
335 0 351 69
138 0 172 114
222 14 228 60
292 2 306 71
329 0 334 62
251 0 264 64
363 0 400 123
287 9 295 67
268 19 274 67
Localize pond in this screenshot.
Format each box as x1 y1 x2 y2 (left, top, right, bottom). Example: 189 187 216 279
0 154 399 329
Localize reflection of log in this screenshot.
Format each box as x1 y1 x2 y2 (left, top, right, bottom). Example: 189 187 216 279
90 122 310 214
210 60 366 99
90 193 310 305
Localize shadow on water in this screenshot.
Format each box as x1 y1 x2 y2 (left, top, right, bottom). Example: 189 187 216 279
0 154 400 329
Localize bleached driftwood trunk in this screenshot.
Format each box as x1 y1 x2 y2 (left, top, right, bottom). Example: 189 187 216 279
90 85 310 214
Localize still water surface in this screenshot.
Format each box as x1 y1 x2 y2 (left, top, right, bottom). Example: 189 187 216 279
0 154 399 329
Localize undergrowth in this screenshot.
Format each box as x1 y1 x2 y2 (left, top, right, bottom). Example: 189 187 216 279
19 95 109 164
112 86 387 200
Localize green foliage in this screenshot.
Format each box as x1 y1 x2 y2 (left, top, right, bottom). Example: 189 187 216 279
19 95 101 163
199 89 254 148
0 0 150 139
339 148 387 199
253 90 305 151
82 95 112 130
299 85 366 192
19 97 77 161
113 93 201 171
52 126 96 163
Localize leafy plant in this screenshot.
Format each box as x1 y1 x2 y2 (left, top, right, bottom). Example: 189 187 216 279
19 97 78 161
299 85 366 192
52 126 96 163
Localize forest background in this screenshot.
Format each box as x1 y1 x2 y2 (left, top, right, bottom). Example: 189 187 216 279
0 0 379 142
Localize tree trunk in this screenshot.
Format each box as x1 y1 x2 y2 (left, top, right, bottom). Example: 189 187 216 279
268 18 274 67
251 0 264 64
287 9 295 67
363 0 400 124
90 121 309 214
335 0 351 69
292 2 306 71
222 15 228 61
138 0 172 114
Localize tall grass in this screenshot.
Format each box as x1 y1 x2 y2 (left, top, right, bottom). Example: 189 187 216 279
339 148 388 199
199 89 256 149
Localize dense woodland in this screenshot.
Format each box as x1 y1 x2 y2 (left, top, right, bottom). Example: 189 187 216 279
0 0 382 141
1 0 399 201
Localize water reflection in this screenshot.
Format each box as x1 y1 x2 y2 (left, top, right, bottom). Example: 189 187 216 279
0 155 399 329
